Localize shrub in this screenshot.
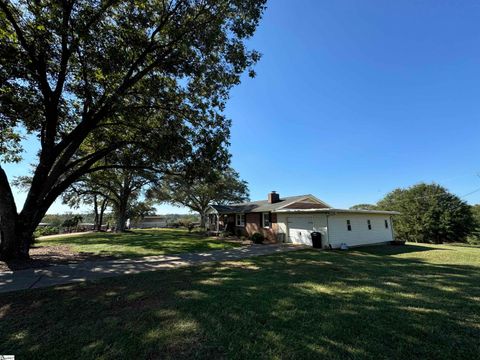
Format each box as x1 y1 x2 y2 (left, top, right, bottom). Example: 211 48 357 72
34 226 59 238
251 232 264 244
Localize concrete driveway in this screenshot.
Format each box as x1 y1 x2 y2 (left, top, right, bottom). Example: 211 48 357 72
0 244 306 294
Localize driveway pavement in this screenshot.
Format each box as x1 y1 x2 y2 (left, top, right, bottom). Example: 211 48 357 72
0 244 306 294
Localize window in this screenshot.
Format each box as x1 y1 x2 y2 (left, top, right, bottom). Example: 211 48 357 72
367 220 372 230
236 214 245 227
262 212 270 228
385 219 389 229
346 220 352 231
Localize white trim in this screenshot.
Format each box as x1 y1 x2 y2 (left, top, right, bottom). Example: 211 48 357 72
346 219 352 231
262 212 271 228
206 206 219 215
235 213 245 227
276 194 331 210
274 208 400 215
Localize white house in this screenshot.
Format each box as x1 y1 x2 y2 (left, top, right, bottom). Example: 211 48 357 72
206 192 399 248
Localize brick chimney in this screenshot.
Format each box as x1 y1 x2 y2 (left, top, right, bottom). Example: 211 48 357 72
268 191 280 204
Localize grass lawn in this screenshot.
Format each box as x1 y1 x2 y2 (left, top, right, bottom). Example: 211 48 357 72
1 243 479 359
37 228 240 257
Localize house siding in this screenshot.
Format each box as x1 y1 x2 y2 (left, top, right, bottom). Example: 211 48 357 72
328 213 393 248
207 198 394 248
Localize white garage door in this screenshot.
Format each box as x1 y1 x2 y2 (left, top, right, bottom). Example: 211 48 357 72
288 217 313 245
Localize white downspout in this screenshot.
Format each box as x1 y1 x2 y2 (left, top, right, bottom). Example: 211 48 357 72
326 213 331 248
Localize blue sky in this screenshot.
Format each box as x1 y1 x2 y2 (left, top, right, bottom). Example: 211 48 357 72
4 0 480 214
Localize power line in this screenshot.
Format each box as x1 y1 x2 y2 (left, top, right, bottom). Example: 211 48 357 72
460 187 480 199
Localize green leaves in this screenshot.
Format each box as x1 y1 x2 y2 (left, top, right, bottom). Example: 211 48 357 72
148 166 249 215
0 125 23 163
377 183 475 243
0 0 265 256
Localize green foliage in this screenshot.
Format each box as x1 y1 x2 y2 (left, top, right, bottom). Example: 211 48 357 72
164 214 200 225
62 215 83 229
41 213 101 226
467 204 480 244
148 167 249 226
1 0 266 163
250 232 264 244
41 214 67 227
33 226 59 238
0 0 266 258
64 158 159 231
349 204 377 210
127 201 157 224
377 183 475 243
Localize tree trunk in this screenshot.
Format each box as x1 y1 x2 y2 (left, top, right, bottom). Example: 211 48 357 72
98 199 108 231
116 211 127 232
0 167 19 259
199 211 207 229
115 200 128 232
93 195 99 231
0 167 41 259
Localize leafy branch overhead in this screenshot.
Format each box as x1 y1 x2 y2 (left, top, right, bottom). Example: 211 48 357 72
0 0 266 259
148 166 249 227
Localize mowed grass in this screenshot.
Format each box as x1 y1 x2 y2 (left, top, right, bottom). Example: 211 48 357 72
37 228 240 257
1 243 479 359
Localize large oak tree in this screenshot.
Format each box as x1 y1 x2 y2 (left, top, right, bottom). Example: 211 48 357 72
0 0 266 259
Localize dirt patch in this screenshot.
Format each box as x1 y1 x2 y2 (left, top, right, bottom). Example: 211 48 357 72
0 245 115 272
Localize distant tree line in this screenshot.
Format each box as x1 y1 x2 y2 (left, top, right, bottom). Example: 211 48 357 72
39 213 200 232
351 183 478 244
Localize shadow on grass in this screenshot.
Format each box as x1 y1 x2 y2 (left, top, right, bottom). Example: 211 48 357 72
38 229 239 257
0 245 479 359
353 243 442 256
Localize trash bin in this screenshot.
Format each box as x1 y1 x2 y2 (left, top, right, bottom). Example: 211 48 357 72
311 232 322 249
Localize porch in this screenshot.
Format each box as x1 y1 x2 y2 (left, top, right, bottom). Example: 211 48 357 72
206 213 235 235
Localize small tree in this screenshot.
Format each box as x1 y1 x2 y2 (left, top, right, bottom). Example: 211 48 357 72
62 215 83 232
377 183 475 243
62 181 109 231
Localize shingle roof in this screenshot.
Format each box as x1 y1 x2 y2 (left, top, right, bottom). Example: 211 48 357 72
209 195 400 216
211 195 319 214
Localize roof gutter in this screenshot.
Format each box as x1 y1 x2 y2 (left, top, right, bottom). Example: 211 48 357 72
273 208 400 215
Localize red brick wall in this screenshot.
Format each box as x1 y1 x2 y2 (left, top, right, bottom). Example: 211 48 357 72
244 212 277 243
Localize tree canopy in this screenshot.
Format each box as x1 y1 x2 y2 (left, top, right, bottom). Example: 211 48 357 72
148 167 249 227
377 183 475 243
0 0 266 259
349 204 377 210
